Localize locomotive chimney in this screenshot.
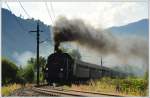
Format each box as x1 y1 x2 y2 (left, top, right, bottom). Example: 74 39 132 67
54 42 60 53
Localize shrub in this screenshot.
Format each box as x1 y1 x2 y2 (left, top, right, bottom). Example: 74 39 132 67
2 58 18 85
2 83 22 96
22 64 34 83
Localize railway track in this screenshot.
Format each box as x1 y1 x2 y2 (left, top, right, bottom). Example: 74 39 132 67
32 86 124 97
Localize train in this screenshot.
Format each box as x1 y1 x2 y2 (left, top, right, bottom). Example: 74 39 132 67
44 44 129 85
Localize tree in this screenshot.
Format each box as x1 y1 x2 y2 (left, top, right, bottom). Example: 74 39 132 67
16 65 27 85
27 56 46 70
26 56 47 83
2 58 18 85
144 70 148 80
22 64 34 83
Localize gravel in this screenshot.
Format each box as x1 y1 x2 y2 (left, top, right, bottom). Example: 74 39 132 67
10 87 49 96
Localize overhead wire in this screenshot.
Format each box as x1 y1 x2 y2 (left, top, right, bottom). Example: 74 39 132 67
45 1 54 25
3 3 24 51
17 0 52 43
5 2 27 32
16 0 54 43
44 2 104 65
5 2 36 40
16 0 37 38
17 0 31 18
50 2 56 20
42 1 55 43
4 2 51 55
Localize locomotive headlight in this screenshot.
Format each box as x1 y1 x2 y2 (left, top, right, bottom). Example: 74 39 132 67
60 68 63 71
46 68 48 70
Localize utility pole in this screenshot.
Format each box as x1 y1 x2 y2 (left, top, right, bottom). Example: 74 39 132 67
101 56 103 67
29 20 43 86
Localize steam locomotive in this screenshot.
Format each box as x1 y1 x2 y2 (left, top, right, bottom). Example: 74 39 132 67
44 43 128 84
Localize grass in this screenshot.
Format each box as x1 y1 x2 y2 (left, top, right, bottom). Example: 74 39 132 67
1 83 23 96
63 77 148 96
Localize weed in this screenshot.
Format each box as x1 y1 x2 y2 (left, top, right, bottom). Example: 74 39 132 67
2 83 22 96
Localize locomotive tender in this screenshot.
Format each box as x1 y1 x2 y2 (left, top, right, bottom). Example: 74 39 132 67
44 44 128 84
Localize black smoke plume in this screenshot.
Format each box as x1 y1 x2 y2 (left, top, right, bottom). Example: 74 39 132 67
53 17 148 68
54 17 118 54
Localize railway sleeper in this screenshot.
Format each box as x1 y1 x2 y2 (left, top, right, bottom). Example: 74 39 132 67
33 88 60 96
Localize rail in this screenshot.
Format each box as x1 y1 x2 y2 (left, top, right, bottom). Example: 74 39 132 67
32 86 125 97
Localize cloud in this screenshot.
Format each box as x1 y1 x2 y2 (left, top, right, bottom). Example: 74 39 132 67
11 41 53 66
98 2 148 28
12 51 35 66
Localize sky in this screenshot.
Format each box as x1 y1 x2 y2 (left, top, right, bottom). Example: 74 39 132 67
2 2 148 28
1 1 149 70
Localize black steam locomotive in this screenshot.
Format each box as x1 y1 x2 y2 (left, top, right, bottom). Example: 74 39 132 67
44 43 128 84
45 49 127 84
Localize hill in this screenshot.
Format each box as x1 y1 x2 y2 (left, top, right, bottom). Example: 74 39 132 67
105 19 148 39
2 8 52 65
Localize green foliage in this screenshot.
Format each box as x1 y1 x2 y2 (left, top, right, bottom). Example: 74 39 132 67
15 66 27 84
27 56 46 70
2 58 18 85
143 71 148 80
2 57 47 85
119 78 148 96
22 64 34 83
2 84 22 96
98 77 148 96
74 76 148 96
26 56 47 83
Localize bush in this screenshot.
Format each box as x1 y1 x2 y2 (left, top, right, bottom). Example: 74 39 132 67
119 78 148 96
2 83 22 96
66 77 148 96
2 58 18 85
27 57 47 83
22 64 34 83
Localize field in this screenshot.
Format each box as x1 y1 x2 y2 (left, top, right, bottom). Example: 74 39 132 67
64 77 148 96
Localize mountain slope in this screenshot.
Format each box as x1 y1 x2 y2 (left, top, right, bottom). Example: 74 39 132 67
105 19 149 39
2 8 52 62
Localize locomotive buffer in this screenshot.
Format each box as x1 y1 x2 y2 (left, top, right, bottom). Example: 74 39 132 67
29 20 43 86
